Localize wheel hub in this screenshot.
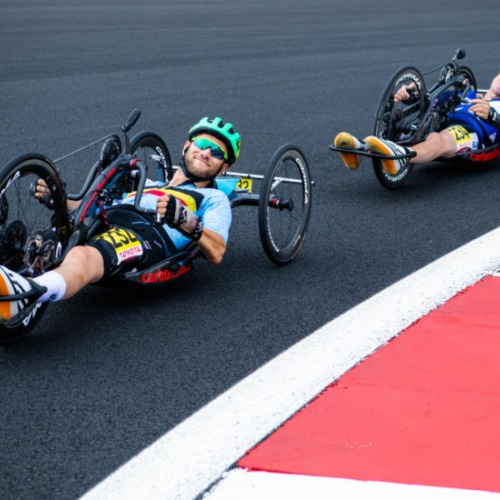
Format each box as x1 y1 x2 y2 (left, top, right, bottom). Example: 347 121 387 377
0 221 28 270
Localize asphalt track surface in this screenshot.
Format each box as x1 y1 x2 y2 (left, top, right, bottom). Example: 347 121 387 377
1 1 500 499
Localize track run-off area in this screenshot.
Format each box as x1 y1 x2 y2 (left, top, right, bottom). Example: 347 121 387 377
1 1 500 499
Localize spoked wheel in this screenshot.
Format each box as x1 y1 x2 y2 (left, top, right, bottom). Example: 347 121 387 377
131 131 173 185
443 64 477 92
457 65 477 92
0 153 69 345
258 145 312 265
372 66 426 189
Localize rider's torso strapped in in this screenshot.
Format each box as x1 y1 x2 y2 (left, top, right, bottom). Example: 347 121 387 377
446 94 500 148
88 182 232 277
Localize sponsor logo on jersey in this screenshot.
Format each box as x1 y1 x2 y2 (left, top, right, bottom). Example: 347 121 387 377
95 227 144 264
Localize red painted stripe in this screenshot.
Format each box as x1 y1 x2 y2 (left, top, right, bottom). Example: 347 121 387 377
239 276 500 493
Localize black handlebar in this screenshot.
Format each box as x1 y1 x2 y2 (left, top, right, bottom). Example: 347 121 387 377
130 159 159 220
459 79 471 102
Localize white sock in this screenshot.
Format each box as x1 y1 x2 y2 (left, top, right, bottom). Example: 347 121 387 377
34 271 67 303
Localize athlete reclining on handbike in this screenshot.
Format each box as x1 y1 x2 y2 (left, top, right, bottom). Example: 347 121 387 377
0 117 241 321
334 73 500 175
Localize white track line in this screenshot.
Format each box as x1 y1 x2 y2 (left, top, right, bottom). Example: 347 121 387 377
207 470 500 500
81 227 500 500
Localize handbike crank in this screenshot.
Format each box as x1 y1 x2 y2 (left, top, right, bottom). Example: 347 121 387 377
24 229 57 275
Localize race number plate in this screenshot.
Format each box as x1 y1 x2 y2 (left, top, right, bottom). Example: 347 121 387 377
96 227 144 265
236 178 252 192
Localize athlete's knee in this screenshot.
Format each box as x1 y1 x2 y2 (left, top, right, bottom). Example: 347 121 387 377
62 246 104 282
438 130 458 157
425 132 442 144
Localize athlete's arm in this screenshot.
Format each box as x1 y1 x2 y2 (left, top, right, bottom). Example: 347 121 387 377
35 178 80 211
486 107 500 130
484 73 500 101
157 194 227 265
394 82 417 103
196 228 227 265
469 98 491 119
467 99 500 129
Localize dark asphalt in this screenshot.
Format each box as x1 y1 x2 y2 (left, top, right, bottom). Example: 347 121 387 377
1 1 500 498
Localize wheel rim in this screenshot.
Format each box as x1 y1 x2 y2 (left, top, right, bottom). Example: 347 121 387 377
265 154 310 259
0 164 64 277
132 142 167 184
376 73 425 146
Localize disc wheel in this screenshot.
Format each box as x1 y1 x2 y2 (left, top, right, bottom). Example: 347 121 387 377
131 131 173 185
0 153 69 345
258 145 312 265
372 66 426 189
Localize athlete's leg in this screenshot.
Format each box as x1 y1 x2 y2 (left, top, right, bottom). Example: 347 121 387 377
364 130 457 175
0 246 104 320
409 131 456 164
52 246 105 299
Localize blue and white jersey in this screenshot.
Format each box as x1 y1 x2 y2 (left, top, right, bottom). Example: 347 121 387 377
118 182 232 252
446 92 500 146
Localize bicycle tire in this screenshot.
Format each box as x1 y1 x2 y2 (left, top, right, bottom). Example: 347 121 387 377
372 66 426 189
457 65 477 92
131 131 173 184
0 153 69 344
258 144 312 265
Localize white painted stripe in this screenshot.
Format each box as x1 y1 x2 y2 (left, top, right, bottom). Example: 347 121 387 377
81 227 500 500
207 470 500 500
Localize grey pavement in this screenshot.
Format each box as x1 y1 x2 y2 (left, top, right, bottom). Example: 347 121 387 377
1 1 500 498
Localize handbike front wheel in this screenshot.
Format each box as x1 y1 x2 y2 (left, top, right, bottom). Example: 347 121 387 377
131 131 173 184
258 145 312 265
0 153 69 344
372 66 425 189
457 65 477 92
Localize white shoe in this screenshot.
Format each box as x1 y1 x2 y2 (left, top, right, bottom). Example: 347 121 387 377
334 132 365 170
364 136 411 175
0 265 42 321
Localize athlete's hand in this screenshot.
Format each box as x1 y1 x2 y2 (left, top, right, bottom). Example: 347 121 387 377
34 178 52 200
157 194 203 240
30 178 54 209
469 99 491 120
156 194 170 220
394 83 417 103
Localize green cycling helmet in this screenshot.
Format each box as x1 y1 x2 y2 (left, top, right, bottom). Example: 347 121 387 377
188 117 241 165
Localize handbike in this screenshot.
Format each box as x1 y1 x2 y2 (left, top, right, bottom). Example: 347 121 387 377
331 48 497 189
0 110 313 344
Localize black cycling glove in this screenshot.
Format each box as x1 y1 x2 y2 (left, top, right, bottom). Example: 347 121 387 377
487 107 500 130
164 196 204 241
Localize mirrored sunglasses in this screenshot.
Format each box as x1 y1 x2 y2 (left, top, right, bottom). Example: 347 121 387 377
192 137 228 161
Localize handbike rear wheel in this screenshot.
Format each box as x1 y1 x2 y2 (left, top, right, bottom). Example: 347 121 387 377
0 153 69 344
372 66 426 189
258 145 312 265
131 131 173 184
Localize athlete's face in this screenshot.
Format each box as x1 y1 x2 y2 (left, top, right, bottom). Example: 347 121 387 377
183 134 229 178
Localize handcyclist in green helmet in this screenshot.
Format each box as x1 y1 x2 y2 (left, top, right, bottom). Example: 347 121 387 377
0 118 241 321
